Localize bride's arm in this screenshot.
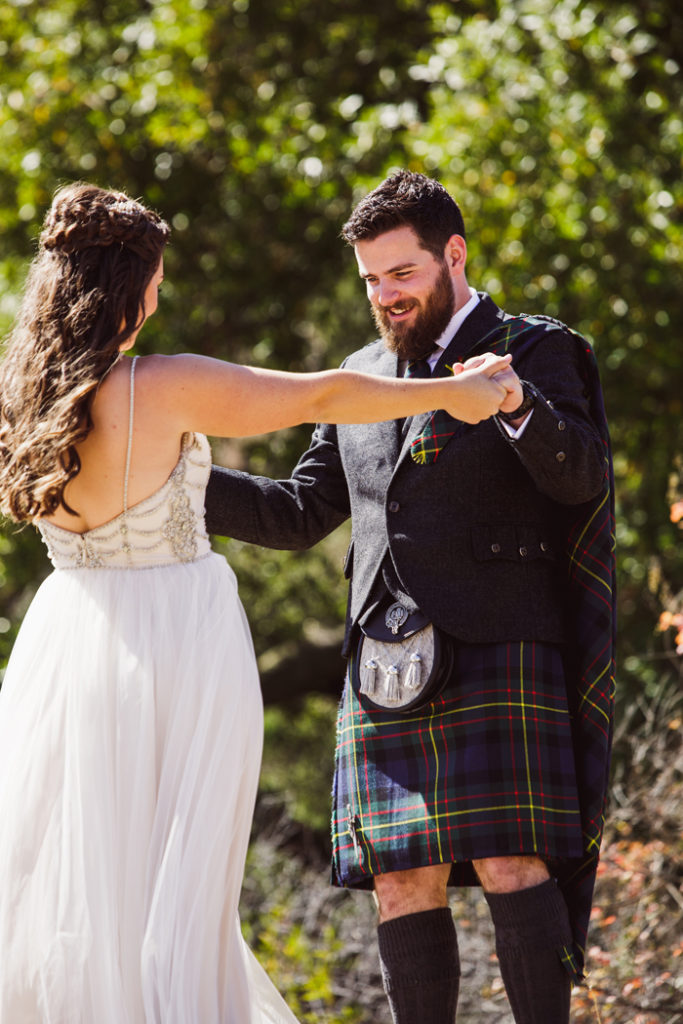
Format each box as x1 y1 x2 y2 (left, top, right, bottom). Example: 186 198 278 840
138 351 514 437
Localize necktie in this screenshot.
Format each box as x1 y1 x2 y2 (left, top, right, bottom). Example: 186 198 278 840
405 358 432 379
401 359 431 439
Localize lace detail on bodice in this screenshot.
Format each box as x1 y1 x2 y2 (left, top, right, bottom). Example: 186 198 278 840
38 432 212 571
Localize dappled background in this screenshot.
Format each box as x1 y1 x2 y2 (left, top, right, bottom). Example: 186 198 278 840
1 1 681 1020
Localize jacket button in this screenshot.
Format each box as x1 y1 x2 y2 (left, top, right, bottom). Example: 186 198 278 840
388 501 400 512
558 420 566 431
491 543 501 553
519 546 528 557
556 451 566 462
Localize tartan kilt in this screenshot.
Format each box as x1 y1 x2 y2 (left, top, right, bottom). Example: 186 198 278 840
331 640 584 890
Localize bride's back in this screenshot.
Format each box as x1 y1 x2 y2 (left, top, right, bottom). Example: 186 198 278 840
45 356 185 535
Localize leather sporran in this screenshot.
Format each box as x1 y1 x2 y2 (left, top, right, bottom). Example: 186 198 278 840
351 601 454 713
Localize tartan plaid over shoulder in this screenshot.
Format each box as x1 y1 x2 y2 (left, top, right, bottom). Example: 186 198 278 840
419 313 616 979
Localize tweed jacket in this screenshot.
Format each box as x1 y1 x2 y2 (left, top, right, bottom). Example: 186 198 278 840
204 293 606 655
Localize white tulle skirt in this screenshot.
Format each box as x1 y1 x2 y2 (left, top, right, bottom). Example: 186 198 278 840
0 553 298 1024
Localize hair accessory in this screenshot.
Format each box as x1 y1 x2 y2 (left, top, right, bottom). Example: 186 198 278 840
110 199 142 217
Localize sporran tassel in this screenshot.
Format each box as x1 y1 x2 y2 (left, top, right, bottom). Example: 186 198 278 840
361 657 378 696
405 651 422 690
387 665 400 701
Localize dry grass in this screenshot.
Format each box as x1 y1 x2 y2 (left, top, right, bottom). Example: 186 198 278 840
241 685 683 1023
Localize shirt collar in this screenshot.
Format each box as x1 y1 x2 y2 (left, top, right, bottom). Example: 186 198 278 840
427 287 480 369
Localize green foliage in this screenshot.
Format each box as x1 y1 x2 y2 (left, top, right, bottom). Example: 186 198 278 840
212 521 350 658
0 0 435 356
241 822 366 1022
1 0 682 714
0 0 432 667
0 523 47 674
260 694 339 833
247 913 358 1022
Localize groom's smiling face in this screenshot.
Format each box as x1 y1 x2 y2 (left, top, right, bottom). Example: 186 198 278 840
354 225 456 361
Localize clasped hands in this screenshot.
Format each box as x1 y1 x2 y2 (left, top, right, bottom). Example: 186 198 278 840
452 351 525 419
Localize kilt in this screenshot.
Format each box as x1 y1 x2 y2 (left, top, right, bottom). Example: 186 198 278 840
331 640 583 890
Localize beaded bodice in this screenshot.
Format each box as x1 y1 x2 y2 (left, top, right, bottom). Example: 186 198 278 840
38 358 212 570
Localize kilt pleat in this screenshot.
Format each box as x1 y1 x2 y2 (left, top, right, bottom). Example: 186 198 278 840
331 640 583 890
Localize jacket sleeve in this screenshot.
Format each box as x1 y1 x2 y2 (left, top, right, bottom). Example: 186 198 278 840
495 329 608 506
204 421 351 549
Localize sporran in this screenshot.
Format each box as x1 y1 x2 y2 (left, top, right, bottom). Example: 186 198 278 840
351 601 453 713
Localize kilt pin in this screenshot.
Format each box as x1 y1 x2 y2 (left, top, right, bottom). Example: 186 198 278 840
204 293 616 984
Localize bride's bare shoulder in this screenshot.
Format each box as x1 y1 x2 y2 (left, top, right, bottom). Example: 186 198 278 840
131 352 217 387
98 352 221 431
98 352 197 397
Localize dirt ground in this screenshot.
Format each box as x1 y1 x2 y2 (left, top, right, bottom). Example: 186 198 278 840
240 795 683 1024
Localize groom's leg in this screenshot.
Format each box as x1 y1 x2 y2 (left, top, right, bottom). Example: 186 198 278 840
374 865 459 1024
475 856 573 1024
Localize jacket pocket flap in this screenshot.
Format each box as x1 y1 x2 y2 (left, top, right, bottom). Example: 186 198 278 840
471 524 557 562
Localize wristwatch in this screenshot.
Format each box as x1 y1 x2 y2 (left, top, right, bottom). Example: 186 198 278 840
497 381 536 423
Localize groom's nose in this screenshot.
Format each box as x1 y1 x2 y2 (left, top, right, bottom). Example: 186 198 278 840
376 279 402 306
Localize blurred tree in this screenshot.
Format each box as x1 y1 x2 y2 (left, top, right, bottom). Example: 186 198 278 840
0 0 438 667
1 0 681 716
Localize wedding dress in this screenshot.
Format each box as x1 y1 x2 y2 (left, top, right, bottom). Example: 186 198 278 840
0 357 298 1024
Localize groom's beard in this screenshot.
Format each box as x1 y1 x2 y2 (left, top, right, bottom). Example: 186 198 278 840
372 263 455 362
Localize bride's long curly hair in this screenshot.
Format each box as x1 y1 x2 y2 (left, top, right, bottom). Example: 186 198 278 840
0 183 170 522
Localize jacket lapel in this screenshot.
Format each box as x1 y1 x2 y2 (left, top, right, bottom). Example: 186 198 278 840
372 345 403 460
340 342 403 469
397 409 431 463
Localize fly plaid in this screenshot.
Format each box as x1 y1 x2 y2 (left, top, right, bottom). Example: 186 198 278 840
333 317 616 983
409 314 578 465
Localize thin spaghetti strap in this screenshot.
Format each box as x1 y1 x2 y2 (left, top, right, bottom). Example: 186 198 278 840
123 356 138 514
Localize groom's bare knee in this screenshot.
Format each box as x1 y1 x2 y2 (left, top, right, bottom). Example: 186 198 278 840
373 863 452 922
472 854 549 893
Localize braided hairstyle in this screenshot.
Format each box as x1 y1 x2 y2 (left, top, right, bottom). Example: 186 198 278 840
0 183 170 522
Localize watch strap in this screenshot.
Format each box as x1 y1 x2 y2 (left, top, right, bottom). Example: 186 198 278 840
497 380 536 423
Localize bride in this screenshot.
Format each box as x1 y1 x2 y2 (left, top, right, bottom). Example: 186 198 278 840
0 183 512 1023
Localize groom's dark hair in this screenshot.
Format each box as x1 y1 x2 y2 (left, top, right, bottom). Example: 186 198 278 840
341 170 466 260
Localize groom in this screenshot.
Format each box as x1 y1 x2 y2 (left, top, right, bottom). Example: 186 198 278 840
204 171 615 1024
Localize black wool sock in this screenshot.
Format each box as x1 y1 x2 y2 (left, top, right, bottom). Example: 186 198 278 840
485 878 573 1024
377 907 460 1024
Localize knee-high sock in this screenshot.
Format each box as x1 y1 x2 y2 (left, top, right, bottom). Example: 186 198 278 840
485 878 573 1024
377 907 460 1024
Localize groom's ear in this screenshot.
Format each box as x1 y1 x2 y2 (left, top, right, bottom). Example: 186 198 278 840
443 234 467 274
